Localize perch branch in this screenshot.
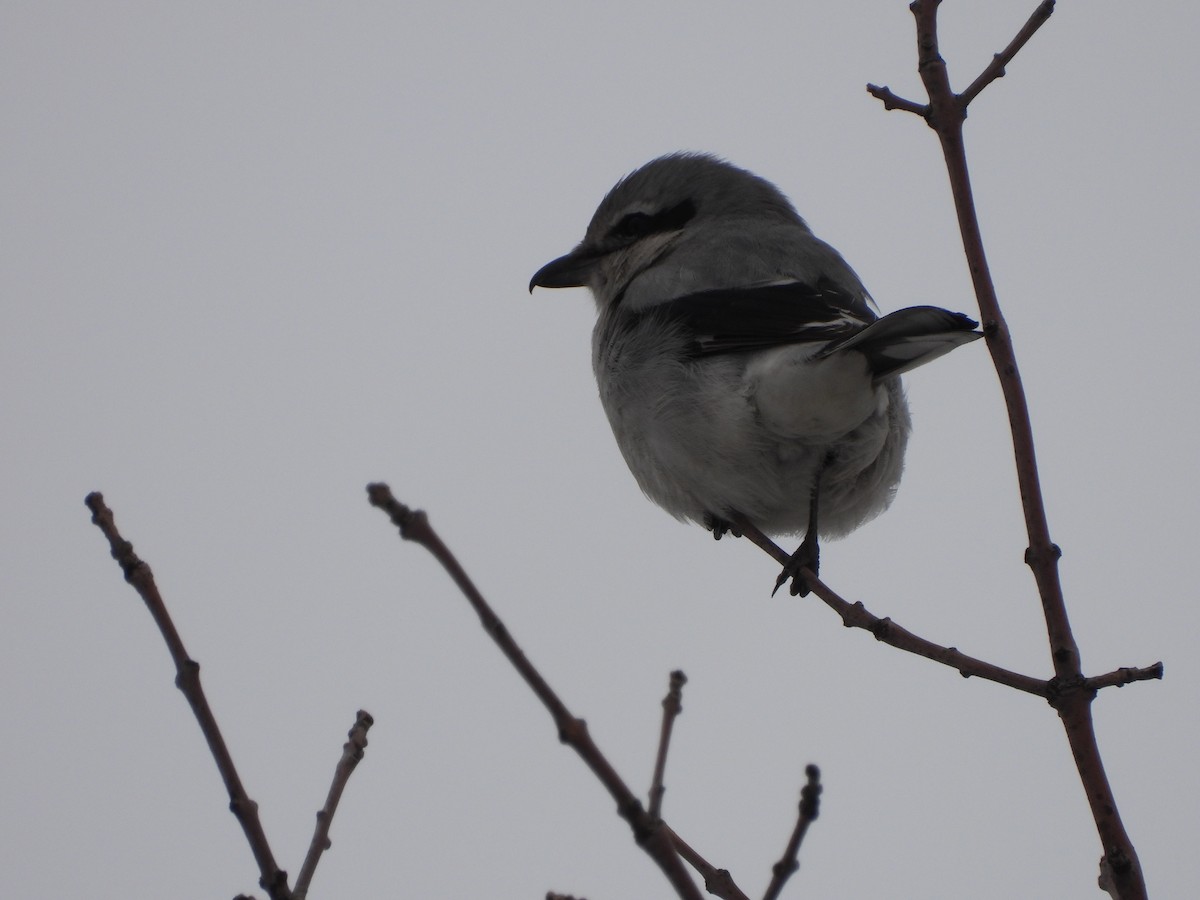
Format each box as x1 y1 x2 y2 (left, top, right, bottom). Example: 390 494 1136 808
733 517 1049 695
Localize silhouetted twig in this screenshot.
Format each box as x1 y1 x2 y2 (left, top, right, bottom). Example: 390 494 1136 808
958 0 1056 107
863 3 1152 897
661 826 751 900
367 483 710 900
762 765 822 900
293 710 375 900
85 492 291 900
649 670 688 820
1085 665 1164 692
733 517 1056 695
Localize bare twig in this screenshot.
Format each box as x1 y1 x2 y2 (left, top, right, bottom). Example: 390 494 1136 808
762 765 822 900
367 483 713 900
806 574 1050 694
737 508 1161 705
959 0 1057 108
867 1 1057 118
85 493 291 900
864 84 927 117
293 710 375 900
1085 664 1164 692
902 2 1073 665
867 3 1151 897
662 826 751 900
733 517 1050 695
649 670 688 820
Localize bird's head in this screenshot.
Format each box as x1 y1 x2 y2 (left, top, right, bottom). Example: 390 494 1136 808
529 153 805 310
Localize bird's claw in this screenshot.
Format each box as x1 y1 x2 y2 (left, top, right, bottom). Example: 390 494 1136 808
704 513 742 541
772 538 819 597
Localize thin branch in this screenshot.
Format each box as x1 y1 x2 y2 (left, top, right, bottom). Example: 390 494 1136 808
762 765 822 900
366 483 712 900
733 516 1048 695
870 3 1150 896
959 1 1057 108
84 493 291 900
807 574 1049 695
662 826 751 900
649 670 688 820
1085 664 1164 692
864 84 928 117
293 709 375 900
906 9 1072 666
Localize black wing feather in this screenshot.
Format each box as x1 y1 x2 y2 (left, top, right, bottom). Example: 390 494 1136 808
638 279 874 359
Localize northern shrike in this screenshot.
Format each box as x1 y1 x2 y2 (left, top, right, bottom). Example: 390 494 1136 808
530 153 980 595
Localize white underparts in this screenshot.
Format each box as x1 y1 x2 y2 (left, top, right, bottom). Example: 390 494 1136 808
746 345 883 441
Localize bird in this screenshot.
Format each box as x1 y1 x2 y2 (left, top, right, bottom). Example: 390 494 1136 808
529 153 981 595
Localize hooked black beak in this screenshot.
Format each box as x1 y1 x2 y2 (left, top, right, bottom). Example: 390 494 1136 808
528 247 599 292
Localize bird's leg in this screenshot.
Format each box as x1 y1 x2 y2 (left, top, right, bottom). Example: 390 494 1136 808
774 458 831 597
704 511 742 540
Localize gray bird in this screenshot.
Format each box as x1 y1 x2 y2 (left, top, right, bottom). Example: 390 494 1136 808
530 153 980 595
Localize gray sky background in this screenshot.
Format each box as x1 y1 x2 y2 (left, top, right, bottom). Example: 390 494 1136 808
4 2 1197 898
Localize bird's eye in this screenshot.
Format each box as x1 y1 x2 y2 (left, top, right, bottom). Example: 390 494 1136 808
613 211 653 239
609 200 696 242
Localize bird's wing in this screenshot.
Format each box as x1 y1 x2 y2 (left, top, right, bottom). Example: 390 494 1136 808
817 305 982 379
642 279 875 359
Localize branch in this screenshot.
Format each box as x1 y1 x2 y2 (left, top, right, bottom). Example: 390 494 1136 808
737 496 1160 900
906 4 1069 657
84 493 291 900
762 765 822 900
869 3 1150 896
293 709 375 900
1085 664 1164 692
959 1 1056 108
733 517 1048 695
812 575 1052 692
868 2 1056 121
661 827 751 900
367 483 713 900
649 670 688 820
864 84 927 117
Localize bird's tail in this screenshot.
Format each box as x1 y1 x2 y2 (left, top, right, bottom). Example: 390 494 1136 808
817 306 982 380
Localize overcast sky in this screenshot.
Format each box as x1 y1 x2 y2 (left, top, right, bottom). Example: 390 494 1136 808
3 2 1197 898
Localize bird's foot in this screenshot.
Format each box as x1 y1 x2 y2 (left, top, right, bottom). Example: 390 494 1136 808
773 536 819 597
704 512 742 541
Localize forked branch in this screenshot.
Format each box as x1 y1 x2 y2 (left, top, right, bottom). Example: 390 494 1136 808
368 483 824 900
366 483 707 900
862 3 1153 897
734 518 1160 700
87 493 373 900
